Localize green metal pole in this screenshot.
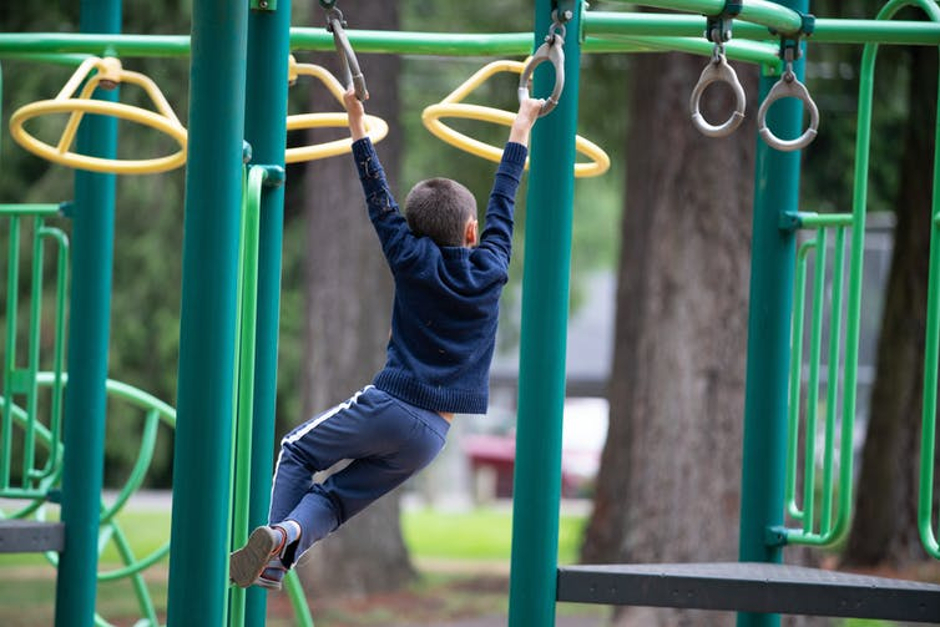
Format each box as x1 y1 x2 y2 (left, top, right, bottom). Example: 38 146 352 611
737 0 808 625
243 1 291 623
508 2 581 627
166 0 248 623
229 165 264 627
53 0 119 624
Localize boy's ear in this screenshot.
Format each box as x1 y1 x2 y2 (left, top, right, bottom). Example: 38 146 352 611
464 218 479 247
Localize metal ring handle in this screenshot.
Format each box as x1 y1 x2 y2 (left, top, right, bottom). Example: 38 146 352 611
757 71 820 152
518 30 565 117
689 53 747 138
326 7 368 102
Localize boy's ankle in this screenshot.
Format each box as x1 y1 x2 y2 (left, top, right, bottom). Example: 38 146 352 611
273 520 302 548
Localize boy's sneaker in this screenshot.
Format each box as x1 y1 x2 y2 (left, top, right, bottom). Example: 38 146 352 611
230 526 286 588
255 561 288 591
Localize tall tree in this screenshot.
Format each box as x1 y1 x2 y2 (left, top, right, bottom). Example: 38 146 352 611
843 40 939 568
580 50 757 626
292 0 414 597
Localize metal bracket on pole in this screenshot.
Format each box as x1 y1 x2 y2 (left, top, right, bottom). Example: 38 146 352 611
765 525 791 547
250 0 277 11
258 164 286 188
551 0 577 24
705 0 743 44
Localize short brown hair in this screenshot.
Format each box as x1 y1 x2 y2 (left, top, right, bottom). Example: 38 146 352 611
403 178 477 247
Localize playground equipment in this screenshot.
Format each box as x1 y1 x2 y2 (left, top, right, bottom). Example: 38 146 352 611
285 56 388 163
421 58 610 178
422 9 610 177
9 57 188 174
1 0 939 626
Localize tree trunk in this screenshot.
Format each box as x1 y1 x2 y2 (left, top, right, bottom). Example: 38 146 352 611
580 52 756 627
843 44 938 568
295 0 415 597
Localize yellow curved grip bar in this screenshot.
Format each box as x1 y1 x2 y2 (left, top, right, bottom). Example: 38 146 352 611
9 57 188 175
285 57 388 163
421 59 610 179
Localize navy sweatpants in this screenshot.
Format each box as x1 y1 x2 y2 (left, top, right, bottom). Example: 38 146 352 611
268 386 449 564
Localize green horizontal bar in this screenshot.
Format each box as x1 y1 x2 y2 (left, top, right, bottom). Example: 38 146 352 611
0 33 190 57
585 13 940 46
290 28 532 56
0 30 645 58
813 18 940 45
603 34 780 65
581 37 648 54
0 53 91 66
1 16 938 60
600 0 803 34
794 212 855 228
0 204 64 217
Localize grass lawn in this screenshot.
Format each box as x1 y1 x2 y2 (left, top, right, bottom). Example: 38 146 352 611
0 504 591 626
401 506 587 564
0 505 910 627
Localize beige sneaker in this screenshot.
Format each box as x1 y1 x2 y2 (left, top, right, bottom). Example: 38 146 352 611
229 526 285 588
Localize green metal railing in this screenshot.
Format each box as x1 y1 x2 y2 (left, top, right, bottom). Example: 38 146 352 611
901 0 940 561
853 0 940 561
0 182 313 624
779 0 940 558
0 374 175 627
229 164 313 627
782 213 856 547
0 369 313 626
0 204 69 500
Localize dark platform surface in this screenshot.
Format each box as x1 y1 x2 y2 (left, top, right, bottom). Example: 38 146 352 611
557 562 940 623
0 519 64 553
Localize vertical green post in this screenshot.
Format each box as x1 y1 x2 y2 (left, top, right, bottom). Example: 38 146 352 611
508 2 581 627
243 3 291 623
53 0 120 624
738 2 808 626
166 0 248 623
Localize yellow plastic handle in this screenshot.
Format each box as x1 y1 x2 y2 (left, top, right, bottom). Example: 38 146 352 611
9 57 188 175
285 57 388 164
421 59 609 179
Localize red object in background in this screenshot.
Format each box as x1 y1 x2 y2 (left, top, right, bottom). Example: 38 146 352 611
462 433 591 499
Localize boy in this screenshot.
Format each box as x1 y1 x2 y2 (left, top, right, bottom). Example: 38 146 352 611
230 89 543 590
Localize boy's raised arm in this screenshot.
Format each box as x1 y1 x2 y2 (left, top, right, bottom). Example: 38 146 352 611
508 96 544 147
344 88 368 141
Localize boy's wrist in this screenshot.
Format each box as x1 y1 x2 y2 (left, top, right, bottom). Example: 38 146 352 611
349 117 368 141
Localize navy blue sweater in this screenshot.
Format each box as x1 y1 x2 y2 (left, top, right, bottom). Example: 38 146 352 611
352 138 528 414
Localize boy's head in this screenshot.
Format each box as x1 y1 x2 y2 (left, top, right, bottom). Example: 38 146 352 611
404 178 478 248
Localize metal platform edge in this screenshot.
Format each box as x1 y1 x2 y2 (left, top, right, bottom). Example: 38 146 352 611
0 519 65 553
557 561 940 623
